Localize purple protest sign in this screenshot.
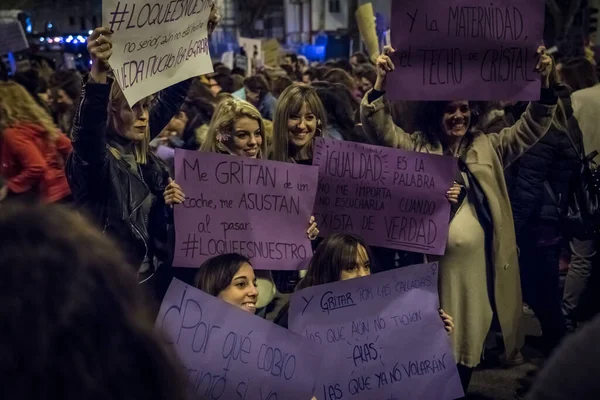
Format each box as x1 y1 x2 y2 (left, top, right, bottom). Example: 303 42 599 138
313 138 456 255
173 149 319 270
289 263 464 400
155 279 321 400
387 0 545 101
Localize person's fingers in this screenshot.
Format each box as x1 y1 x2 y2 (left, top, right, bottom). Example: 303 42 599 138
95 35 112 47
89 27 112 41
310 215 315 224
383 45 396 55
385 56 395 71
95 49 113 61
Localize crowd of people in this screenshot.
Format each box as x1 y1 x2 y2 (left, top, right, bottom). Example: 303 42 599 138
1 15 600 400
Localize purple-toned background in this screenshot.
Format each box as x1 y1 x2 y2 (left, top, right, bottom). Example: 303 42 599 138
155 279 322 400
289 263 464 400
313 138 456 256
173 149 319 270
387 0 545 101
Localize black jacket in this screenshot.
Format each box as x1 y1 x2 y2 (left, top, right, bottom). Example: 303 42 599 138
66 79 190 273
502 85 584 240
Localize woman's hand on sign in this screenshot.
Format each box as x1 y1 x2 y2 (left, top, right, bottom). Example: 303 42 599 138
88 27 113 83
374 46 396 91
446 182 463 205
535 46 553 89
439 309 455 335
307 215 319 241
164 178 186 206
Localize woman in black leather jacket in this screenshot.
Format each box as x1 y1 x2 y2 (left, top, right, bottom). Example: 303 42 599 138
66 27 187 297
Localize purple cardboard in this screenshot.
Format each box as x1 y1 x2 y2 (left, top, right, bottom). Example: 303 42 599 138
155 279 322 400
313 138 456 255
173 149 319 270
387 0 545 101
289 263 464 400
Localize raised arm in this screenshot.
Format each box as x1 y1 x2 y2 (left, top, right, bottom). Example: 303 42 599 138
359 46 413 150
66 27 113 196
488 47 558 167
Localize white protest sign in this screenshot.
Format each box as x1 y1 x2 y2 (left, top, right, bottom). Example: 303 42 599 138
102 0 214 106
0 19 29 54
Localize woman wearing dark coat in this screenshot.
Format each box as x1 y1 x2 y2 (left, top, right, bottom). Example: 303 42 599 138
482 83 583 355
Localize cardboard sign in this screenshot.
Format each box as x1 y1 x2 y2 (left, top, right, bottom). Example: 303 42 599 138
289 263 464 400
312 138 456 256
156 279 322 400
387 0 545 101
102 0 214 106
174 149 319 270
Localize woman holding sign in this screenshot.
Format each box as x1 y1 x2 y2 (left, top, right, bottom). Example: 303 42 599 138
274 233 455 333
361 45 556 390
67 28 188 298
199 97 319 313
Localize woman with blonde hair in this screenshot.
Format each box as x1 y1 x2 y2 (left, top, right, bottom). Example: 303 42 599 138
201 97 268 158
66 27 189 296
0 81 72 203
270 83 328 165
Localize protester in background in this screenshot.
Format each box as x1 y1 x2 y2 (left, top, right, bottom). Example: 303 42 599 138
232 75 277 120
271 83 327 165
312 81 365 142
362 45 556 391
350 52 370 67
208 72 234 96
48 70 82 135
0 203 187 400
322 68 361 100
0 81 72 203
13 69 50 111
271 76 294 99
283 53 302 81
562 57 600 331
355 64 377 97
194 253 259 314
481 73 581 359
559 57 598 92
302 67 322 84
67 28 187 295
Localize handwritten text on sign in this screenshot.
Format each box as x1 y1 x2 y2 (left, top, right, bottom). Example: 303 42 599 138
102 0 214 106
387 0 545 101
174 149 319 270
289 263 464 400
156 279 321 400
312 138 456 255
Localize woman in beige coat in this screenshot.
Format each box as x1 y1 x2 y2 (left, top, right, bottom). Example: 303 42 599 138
360 46 556 391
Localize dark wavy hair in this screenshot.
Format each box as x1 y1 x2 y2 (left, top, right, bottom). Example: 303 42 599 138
413 101 485 148
0 203 186 400
194 253 252 296
298 233 375 289
312 81 365 141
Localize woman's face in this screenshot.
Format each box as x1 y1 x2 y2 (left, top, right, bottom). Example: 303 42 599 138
339 244 371 281
228 116 262 158
218 262 259 314
114 99 150 142
440 101 470 139
287 102 318 149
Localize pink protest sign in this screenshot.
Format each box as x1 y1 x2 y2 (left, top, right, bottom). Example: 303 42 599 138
313 138 456 256
156 279 322 400
288 263 464 400
173 149 319 270
387 0 545 101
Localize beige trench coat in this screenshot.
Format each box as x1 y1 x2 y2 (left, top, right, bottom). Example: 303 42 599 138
360 93 556 359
